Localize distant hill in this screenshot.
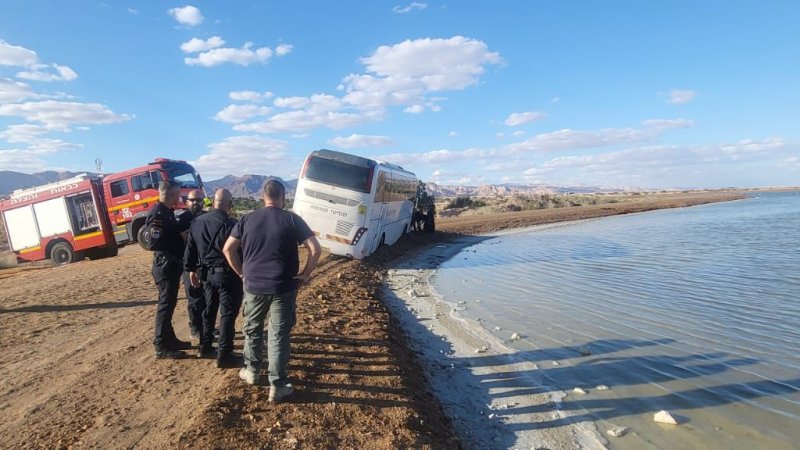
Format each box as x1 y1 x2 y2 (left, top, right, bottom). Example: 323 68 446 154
0 170 98 197
204 174 298 199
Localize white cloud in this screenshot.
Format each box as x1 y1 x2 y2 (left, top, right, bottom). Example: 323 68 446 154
214 104 272 124
667 89 697 105
0 40 38 67
448 131 458 137
0 100 132 131
0 78 37 103
404 104 424 114
505 111 546 127
328 134 394 149
180 36 225 53
192 135 291 178
168 5 204 26
16 63 78 82
273 96 314 109
275 44 293 56
550 97 560 104
127 7 138 15
0 123 50 143
511 130 526 137
229 90 274 102
184 42 274 67
392 2 428 13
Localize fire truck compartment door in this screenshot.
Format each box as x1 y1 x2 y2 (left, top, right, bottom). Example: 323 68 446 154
34 198 71 238
3 205 40 251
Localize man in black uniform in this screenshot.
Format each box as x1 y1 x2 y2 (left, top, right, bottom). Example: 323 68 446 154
179 189 207 340
184 188 243 368
146 181 192 359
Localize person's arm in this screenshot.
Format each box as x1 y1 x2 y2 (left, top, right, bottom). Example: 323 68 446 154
223 236 243 278
294 235 321 287
183 227 202 288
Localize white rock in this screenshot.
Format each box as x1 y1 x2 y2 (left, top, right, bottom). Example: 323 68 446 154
488 413 496 419
596 384 610 391
408 289 418 297
653 410 679 425
552 361 560 366
572 387 587 395
510 332 521 341
493 326 502 331
606 426 630 437
474 346 488 354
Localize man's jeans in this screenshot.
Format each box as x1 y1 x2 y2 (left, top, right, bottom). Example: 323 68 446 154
242 290 296 387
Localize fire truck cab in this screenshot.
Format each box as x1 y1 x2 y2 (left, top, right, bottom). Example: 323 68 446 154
0 175 118 265
102 158 203 248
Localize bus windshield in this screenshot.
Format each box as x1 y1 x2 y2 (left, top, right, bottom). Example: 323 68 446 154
165 163 201 189
304 156 372 193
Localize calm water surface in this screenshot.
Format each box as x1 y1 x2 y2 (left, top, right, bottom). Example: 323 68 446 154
434 192 800 449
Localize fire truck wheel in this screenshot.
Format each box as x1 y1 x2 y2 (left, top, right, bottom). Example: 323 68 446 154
51 242 79 265
136 225 152 250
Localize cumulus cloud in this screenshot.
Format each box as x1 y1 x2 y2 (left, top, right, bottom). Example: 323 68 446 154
275 44 293 56
192 135 291 178
667 89 697 104
16 63 78 82
0 40 38 67
229 36 500 133
0 78 37 103
0 40 78 82
0 100 132 131
229 90 274 102
180 36 225 53
505 111 546 127
168 5 204 26
214 104 272 124
328 134 394 149
392 2 428 13
448 131 458 137
184 42 275 67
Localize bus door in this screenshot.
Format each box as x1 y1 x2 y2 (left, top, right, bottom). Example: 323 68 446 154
368 171 390 252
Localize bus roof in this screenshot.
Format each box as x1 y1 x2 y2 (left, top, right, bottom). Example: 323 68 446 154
310 149 415 177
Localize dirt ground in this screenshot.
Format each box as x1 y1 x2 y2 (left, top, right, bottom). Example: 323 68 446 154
0 191 744 449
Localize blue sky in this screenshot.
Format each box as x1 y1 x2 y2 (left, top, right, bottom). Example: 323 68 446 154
1 1 798 189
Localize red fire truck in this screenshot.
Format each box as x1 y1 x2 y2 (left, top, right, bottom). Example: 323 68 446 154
0 158 204 265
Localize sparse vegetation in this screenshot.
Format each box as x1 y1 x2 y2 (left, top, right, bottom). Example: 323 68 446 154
438 193 625 217
231 196 263 217
444 196 487 210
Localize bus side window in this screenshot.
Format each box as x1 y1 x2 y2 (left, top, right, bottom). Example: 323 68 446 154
375 172 387 203
110 180 130 198
150 171 163 188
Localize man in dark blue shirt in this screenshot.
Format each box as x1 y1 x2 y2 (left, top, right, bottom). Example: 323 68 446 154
223 180 321 402
146 181 192 359
179 189 207 342
184 188 242 368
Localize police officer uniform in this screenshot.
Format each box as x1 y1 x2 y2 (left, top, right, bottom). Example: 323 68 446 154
177 208 206 339
184 208 243 367
146 200 192 359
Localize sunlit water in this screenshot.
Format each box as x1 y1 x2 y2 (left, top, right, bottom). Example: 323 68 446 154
433 192 800 449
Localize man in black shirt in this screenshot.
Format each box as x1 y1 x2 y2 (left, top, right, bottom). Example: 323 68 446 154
184 188 243 368
223 180 321 402
179 189 207 341
146 181 192 359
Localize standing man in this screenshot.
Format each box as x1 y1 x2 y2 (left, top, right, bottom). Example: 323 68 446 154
180 189 207 341
146 181 192 359
184 188 243 368
223 180 321 402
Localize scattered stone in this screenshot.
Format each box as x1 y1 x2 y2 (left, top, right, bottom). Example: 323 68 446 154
607 426 630 437
571 387 587 395
488 413 496 419
474 346 488 354
510 332 521 341
493 326 501 331
596 384 610 391
653 410 679 425
408 289 418 297
578 345 592 356
552 361 560 366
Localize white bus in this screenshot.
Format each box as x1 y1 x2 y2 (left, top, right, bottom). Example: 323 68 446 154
294 149 418 259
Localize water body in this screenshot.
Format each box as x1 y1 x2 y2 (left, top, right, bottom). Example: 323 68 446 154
433 192 800 449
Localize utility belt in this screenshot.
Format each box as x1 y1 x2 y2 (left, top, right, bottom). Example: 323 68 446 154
198 264 230 280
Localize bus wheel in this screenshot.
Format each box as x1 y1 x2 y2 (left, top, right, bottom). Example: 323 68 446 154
51 242 77 265
137 225 152 250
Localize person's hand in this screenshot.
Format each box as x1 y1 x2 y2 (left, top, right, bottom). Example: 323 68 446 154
293 273 310 288
190 271 201 288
